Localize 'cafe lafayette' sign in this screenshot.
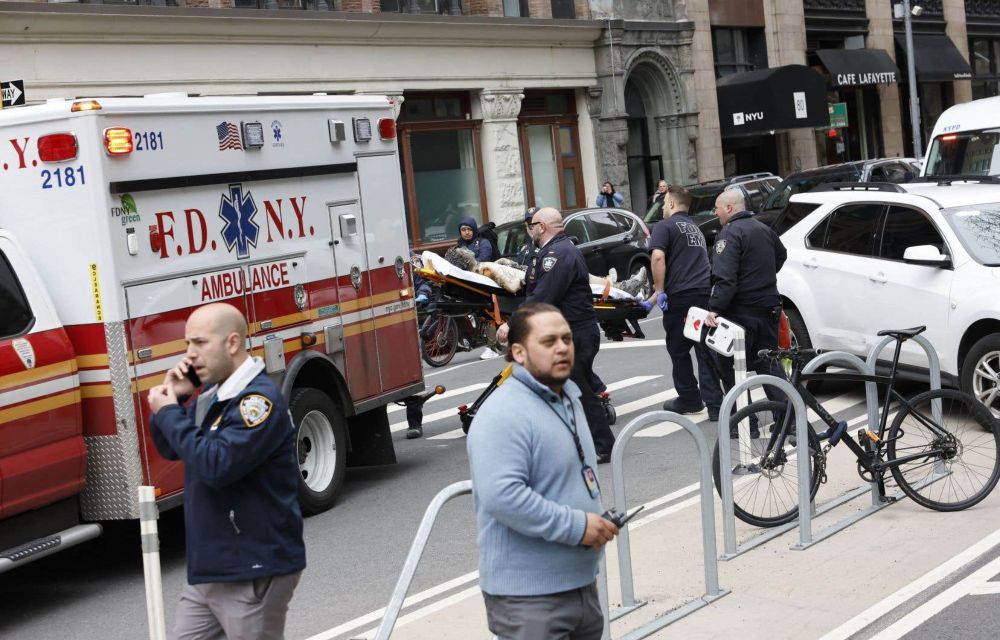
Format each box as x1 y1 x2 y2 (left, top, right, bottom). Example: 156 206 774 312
836 71 897 86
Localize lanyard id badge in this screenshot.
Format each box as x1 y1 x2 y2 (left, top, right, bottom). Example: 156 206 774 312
581 465 600 499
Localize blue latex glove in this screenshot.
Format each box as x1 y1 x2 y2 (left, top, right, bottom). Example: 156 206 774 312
416 293 428 303
640 299 654 313
656 292 669 312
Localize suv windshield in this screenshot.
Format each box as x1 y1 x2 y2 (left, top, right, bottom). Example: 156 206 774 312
943 202 1000 265
925 129 1000 176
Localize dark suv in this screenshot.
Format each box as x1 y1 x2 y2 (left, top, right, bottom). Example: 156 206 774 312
642 173 782 248
758 158 920 228
494 207 652 293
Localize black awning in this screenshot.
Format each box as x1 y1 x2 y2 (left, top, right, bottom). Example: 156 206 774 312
816 49 900 87
716 65 828 139
894 34 973 82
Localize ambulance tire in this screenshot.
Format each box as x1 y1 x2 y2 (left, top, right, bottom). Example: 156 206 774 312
291 388 348 516
784 308 823 393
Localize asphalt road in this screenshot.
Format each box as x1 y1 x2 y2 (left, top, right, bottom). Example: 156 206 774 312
0 312 995 640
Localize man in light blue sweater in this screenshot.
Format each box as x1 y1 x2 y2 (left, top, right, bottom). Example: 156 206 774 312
467 302 619 639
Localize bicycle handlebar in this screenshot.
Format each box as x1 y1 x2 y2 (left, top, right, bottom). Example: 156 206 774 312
757 347 823 361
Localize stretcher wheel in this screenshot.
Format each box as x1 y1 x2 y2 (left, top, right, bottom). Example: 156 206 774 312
421 315 458 367
603 400 616 426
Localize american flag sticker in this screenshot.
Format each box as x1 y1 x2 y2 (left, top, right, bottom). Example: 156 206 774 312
216 122 243 151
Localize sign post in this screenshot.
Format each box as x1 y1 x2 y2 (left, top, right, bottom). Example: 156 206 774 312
1 80 25 109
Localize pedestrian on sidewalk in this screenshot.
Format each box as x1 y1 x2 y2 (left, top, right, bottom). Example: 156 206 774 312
706 189 788 433
646 185 724 421
468 303 619 640
147 302 305 640
496 207 616 462
595 181 623 208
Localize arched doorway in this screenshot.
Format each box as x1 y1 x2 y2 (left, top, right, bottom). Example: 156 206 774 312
624 53 689 213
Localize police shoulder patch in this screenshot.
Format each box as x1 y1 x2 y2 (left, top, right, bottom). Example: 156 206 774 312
542 255 558 271
239 394 273 428
715 239 727 254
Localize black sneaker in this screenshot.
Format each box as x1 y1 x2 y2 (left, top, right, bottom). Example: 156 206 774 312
662 398 705 414
406 426 423 439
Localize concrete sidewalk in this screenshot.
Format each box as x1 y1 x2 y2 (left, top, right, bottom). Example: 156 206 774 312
378 443 1000 640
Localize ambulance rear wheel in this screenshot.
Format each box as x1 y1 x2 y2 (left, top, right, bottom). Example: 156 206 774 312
291 388 347 515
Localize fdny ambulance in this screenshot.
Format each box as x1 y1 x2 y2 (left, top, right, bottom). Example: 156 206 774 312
0 94 423 571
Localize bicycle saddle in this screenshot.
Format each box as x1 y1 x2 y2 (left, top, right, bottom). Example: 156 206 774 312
876 326 926 340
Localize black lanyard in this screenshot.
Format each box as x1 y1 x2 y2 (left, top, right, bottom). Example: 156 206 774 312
539 391 588 470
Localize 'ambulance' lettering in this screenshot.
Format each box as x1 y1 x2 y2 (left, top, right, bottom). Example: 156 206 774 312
200 262 291 302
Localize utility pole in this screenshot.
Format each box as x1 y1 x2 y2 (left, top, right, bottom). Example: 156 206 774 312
902 0 923 155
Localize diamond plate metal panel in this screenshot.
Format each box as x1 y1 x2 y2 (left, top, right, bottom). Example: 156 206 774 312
80 322 145 520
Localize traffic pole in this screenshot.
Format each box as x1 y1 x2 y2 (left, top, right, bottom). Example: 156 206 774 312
138 486 167 640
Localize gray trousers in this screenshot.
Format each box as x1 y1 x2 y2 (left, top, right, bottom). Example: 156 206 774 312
173 571 302 640
483 582 603 640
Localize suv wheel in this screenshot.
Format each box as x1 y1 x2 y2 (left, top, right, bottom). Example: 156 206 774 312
961 334 1000 418
785 308 823 393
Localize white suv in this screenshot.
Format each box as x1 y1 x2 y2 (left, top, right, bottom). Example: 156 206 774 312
776 180 1000 414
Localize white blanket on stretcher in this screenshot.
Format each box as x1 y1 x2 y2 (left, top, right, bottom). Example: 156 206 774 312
420 251 639 302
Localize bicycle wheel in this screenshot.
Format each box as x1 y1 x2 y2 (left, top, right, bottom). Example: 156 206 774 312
887 388 1000 511
421 315 458 367
713 400 823 528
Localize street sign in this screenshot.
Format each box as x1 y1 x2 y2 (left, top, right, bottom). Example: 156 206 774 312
829 102 848 128
1 80 25 109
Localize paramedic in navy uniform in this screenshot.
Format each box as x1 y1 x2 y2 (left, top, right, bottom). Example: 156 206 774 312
647 185 723 420
497 207 616 462
147 302 305 640
706 189 788 409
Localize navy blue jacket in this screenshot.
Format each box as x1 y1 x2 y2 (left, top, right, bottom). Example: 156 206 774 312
525 233 596 328
709 211 787 313
150 362 306 585
455 216 494 263
648 211 711 297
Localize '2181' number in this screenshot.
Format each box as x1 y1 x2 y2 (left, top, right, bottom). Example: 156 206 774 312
135 131 164 151
41 166 86 189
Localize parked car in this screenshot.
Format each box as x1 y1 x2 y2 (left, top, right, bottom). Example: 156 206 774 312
775 180 1000 415
759 158 920 229
643 173 782 247
494 207 652 294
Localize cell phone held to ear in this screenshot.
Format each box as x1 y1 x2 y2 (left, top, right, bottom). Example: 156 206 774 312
184 365 201 388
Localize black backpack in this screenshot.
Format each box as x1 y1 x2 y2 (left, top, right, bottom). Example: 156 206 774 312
477 222 502 262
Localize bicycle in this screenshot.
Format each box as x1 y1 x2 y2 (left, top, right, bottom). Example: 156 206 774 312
712 326 1000 528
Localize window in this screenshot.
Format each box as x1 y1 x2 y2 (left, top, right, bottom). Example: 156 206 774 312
503 0 530 16
518 91 584 211
879 207 946 261
712 28 768 78
739 182 766 212
814 203 883 256
564 217 590 244
550 0 575 19
496 223 528 257
585 211 623 240
772 202 820 237
610 212 637 235
0 251 33 339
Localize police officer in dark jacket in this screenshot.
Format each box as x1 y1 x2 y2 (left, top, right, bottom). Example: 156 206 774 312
647 186 724 420
516 207 538 266
706 189 788 410
148 303 305 640
497 207 616 461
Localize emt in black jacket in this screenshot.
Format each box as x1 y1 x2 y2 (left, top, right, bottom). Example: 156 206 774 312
706 189 788 410
148 303 305 640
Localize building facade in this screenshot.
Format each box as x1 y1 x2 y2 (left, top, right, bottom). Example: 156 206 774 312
1 0 991 249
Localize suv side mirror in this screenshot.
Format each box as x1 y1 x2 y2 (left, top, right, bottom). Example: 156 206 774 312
903 245 951 268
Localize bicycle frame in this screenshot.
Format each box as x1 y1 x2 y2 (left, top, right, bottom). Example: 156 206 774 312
766 338 951 483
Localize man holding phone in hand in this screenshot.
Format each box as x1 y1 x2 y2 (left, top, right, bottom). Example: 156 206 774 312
468 303 619 640
147 302 305 640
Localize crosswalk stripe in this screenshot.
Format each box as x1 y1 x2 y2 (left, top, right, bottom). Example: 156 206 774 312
425 376 664 441
386 383 489 415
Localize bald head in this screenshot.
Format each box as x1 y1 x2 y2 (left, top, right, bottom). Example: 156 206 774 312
714 189 746 226
530 207 564 246
184 303 249 386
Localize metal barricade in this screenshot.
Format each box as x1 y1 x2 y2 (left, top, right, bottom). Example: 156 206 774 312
602 411 729 640
717 375 809 559
374 480 472 640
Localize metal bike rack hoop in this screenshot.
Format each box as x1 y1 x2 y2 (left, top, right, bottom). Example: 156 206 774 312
603 410 729 640
866 334 943 423
374 480 472 640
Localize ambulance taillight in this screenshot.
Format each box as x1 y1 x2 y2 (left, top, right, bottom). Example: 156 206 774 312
104 128 134 155
37 134 79 162
378 118 396 140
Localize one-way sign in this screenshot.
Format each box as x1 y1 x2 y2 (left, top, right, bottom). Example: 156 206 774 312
1 80 25 108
